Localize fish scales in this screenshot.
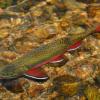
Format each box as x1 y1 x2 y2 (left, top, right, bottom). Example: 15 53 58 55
14 37 68 67
0 37 70 79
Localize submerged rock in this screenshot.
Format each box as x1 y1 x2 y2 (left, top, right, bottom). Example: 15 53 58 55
87 3 100 23
53 75 83 97
0 28 9 39
64 0 87 10
92 32 100 39
94 71 100 86
50 0 87 10
84 85 100 100
0 0 13 8
1 79 27 93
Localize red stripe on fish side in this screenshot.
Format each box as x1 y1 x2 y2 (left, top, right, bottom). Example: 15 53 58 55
95 25 100 32
25 68 47 78
30 54 66 68
67 41 82 51
24 40 82 78
25 54 65 78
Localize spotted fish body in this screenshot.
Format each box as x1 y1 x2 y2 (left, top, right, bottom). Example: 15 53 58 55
0 25 100 80
0 37 71 79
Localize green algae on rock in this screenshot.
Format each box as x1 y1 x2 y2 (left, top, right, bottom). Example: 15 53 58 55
53 75 83 97
84 85 100 100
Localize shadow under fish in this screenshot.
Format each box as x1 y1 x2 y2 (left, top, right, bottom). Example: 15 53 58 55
0 68 49 93
0 78 24 93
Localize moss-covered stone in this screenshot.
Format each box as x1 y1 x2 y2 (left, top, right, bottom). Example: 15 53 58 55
53 75 83 97
84 85 100 100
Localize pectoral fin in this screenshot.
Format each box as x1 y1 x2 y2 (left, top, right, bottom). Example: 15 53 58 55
24 67 48 81
67 41 82 51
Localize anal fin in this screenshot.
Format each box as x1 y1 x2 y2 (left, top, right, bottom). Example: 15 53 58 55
24 67 48 81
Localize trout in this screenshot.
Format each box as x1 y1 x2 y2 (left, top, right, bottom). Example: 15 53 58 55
0 25 100 81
